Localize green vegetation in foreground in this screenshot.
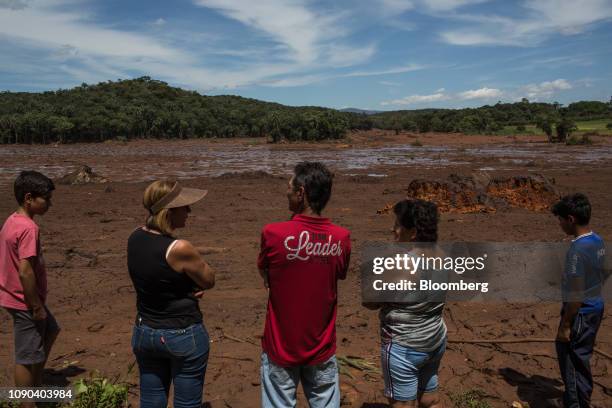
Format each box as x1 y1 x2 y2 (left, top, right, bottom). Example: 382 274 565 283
450 390 494 408
0 374 130 408
71 376 128 408
1 77 611 143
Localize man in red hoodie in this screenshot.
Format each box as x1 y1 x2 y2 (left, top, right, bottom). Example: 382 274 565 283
258 162 351 407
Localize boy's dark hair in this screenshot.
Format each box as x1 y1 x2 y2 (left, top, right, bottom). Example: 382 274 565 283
393 199 439 242
14 171 55 205
292 162 333 215
551 193 591 225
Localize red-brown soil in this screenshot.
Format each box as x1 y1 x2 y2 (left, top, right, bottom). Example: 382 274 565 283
405 173 558 213
0 131 611 407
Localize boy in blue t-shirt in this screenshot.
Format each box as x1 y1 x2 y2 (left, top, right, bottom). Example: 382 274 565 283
552 193 605 408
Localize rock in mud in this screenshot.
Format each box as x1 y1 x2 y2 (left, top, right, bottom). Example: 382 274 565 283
57 165 108 185
405 173 558 213
486 174 558 212
406 173 495 213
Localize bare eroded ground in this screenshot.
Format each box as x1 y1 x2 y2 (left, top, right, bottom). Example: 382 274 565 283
0 131 611 407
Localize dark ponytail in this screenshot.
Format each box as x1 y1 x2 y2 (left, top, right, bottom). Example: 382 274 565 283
393 199 439 242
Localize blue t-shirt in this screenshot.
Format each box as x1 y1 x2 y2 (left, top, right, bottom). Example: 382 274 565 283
563 232 605 313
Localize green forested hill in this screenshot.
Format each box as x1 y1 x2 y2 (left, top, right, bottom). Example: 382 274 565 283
0 77 610 143
0 77 348 143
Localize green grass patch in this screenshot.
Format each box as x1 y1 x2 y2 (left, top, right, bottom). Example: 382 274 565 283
575 119 612 132
450 389 492 408
494 119 612 137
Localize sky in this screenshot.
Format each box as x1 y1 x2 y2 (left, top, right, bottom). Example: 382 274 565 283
0 0 611 110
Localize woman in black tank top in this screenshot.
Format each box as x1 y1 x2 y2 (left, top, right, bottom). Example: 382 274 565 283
127 180 215 408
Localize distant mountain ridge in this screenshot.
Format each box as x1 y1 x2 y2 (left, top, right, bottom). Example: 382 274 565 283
340 108 383 115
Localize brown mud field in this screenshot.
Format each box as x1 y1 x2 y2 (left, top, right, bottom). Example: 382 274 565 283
1 131 611 407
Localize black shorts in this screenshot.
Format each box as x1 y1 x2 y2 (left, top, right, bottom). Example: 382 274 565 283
5 306 60 365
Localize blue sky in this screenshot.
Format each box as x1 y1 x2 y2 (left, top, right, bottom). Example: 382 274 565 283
0 0 611 110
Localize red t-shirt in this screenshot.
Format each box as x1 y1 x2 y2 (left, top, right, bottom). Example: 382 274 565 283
0 213 48 310
258 214 351 367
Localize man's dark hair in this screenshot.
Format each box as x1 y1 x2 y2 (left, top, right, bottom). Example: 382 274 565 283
551 193 591 225
292 162 333 215
393 199 439 242
14 171 55 205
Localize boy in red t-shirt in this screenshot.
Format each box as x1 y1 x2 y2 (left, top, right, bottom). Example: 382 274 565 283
258 162 351 407
0 171 60 400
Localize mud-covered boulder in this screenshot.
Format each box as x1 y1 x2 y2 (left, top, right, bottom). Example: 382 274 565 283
486 174 557 212
57 165 108 185
405 173 558 213
406 173 495 213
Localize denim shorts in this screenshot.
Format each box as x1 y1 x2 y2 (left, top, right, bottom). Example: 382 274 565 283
381 341 446 401
5 306 60 365
260 352 340 408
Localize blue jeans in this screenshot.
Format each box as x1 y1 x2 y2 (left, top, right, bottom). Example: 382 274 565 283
556 310 603 408
260 353 340 408
381 341 446 401
132 322 209 408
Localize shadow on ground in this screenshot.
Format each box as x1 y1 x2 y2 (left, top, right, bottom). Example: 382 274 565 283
499 367 563 407
43 365 86 387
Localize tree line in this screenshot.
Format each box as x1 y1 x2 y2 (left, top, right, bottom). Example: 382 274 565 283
0 77 610 144
353 98 612 137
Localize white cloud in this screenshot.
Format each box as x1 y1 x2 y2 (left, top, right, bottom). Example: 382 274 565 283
421 0 488 11
193 0 349 65
260 74 330 88
0 6 187 60
525 0 612 34
440 0 612 46
458 86 502 99
0 0 384 91
520 79 572 99
381 86 500 106
378 0 487 14
253 62 425 88
344 63 425 77
380 86 500 106
323 43 377 68
440 30 520 46
382 79 576 107
379 0 414 15
380 80 402 86
381 92 449 105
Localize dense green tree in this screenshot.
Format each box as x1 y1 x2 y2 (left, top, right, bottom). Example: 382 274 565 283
555 118 577 143
536 117 554 142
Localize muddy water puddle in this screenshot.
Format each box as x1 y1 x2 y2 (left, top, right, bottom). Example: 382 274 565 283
0 142 610 184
